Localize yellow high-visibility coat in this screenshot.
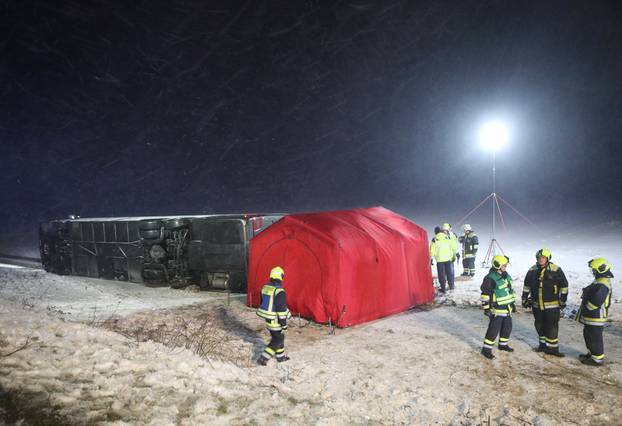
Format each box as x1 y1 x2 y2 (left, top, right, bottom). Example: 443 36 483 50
430 232 455 262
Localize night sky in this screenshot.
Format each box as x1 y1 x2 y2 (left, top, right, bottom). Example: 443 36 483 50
2 0 622 252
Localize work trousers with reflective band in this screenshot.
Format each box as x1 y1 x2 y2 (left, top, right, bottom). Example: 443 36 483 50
583 325 605 364
483 315 512 349
437 261 455 290
533 307 560 349
462 257 476 275
261 330 286 361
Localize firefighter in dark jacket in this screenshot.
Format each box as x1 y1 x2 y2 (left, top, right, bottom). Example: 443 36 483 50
431 226 441 243
257 266 292 365
480 255 516 359
522 248 569 356
577 258 614 366
458 224 479 277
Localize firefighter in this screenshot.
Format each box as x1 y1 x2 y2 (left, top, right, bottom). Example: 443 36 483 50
458 224 479 277
256 266 292 365
480 254 516 359
430 228 456 293
522 248 569 356
577 258 613 366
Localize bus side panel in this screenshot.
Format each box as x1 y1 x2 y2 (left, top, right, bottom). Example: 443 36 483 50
187 219 247 292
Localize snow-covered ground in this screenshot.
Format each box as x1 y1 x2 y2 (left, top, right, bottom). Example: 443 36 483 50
0 266 229 321
1 222 621 425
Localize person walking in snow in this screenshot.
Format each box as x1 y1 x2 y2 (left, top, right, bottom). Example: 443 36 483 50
522 248 569 356
430 227 456 293
458 224 479 277
256 266 292 365
577 258 614 366
480 255 516 359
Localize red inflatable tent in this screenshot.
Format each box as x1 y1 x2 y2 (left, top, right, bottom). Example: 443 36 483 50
246 207 434 327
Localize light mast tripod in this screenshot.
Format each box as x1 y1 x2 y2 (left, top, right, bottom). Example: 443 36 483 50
457 150 534 267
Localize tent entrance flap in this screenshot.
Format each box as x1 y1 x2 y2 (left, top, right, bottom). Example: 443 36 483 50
253 236 330 323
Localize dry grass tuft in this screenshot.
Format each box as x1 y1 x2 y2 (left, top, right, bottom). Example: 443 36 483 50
99 303 259 367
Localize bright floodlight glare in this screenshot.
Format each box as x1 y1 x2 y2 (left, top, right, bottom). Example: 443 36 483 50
480 122 508 151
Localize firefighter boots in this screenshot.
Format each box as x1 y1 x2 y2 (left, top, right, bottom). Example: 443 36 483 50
580 357 603 367
498 345 514 352
481 348 495 359
535 343 547 352
257 357 269 366
276 355 290 363
544 348 565 357
579 353 591 361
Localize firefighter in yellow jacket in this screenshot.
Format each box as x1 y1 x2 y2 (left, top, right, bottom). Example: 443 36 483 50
430 229 457 293
480 255 516 359
522 248 569 356
577 258 613 366
442 222 459 261
257 266 292 365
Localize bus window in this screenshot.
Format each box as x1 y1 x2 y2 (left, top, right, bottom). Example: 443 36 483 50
201 221 244 244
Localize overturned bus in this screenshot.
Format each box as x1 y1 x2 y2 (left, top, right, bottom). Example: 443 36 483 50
39 214 282 292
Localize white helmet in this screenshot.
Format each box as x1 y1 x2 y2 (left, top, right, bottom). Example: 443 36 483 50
463 224 471 231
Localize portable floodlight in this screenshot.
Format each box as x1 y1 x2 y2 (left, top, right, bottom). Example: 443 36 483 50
479 122 508 151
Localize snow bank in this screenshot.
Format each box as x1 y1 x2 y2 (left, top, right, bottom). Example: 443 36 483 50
0 267 225 321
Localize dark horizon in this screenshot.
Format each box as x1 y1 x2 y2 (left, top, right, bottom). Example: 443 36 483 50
2 0 622 247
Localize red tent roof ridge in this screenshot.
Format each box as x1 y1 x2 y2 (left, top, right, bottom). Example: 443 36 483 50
279 215 339 245
286 206 396 239
353 207 408 238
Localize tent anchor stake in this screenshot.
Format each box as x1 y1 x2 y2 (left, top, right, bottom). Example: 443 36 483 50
328 305 346 335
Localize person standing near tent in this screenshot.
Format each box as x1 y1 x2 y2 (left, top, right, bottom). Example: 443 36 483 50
429 226 441 266
480 254 516 359
522 248 569 356
431 226 441 243
441 222 459 263
577 258 614 366
458 224 479 277
256 266 292 365
430 228 456 292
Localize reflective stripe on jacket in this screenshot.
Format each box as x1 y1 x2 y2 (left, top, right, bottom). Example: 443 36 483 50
257 283 291 331
579 277 612 326
459 232 479 257
522 262 569 310
480 269 516 316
